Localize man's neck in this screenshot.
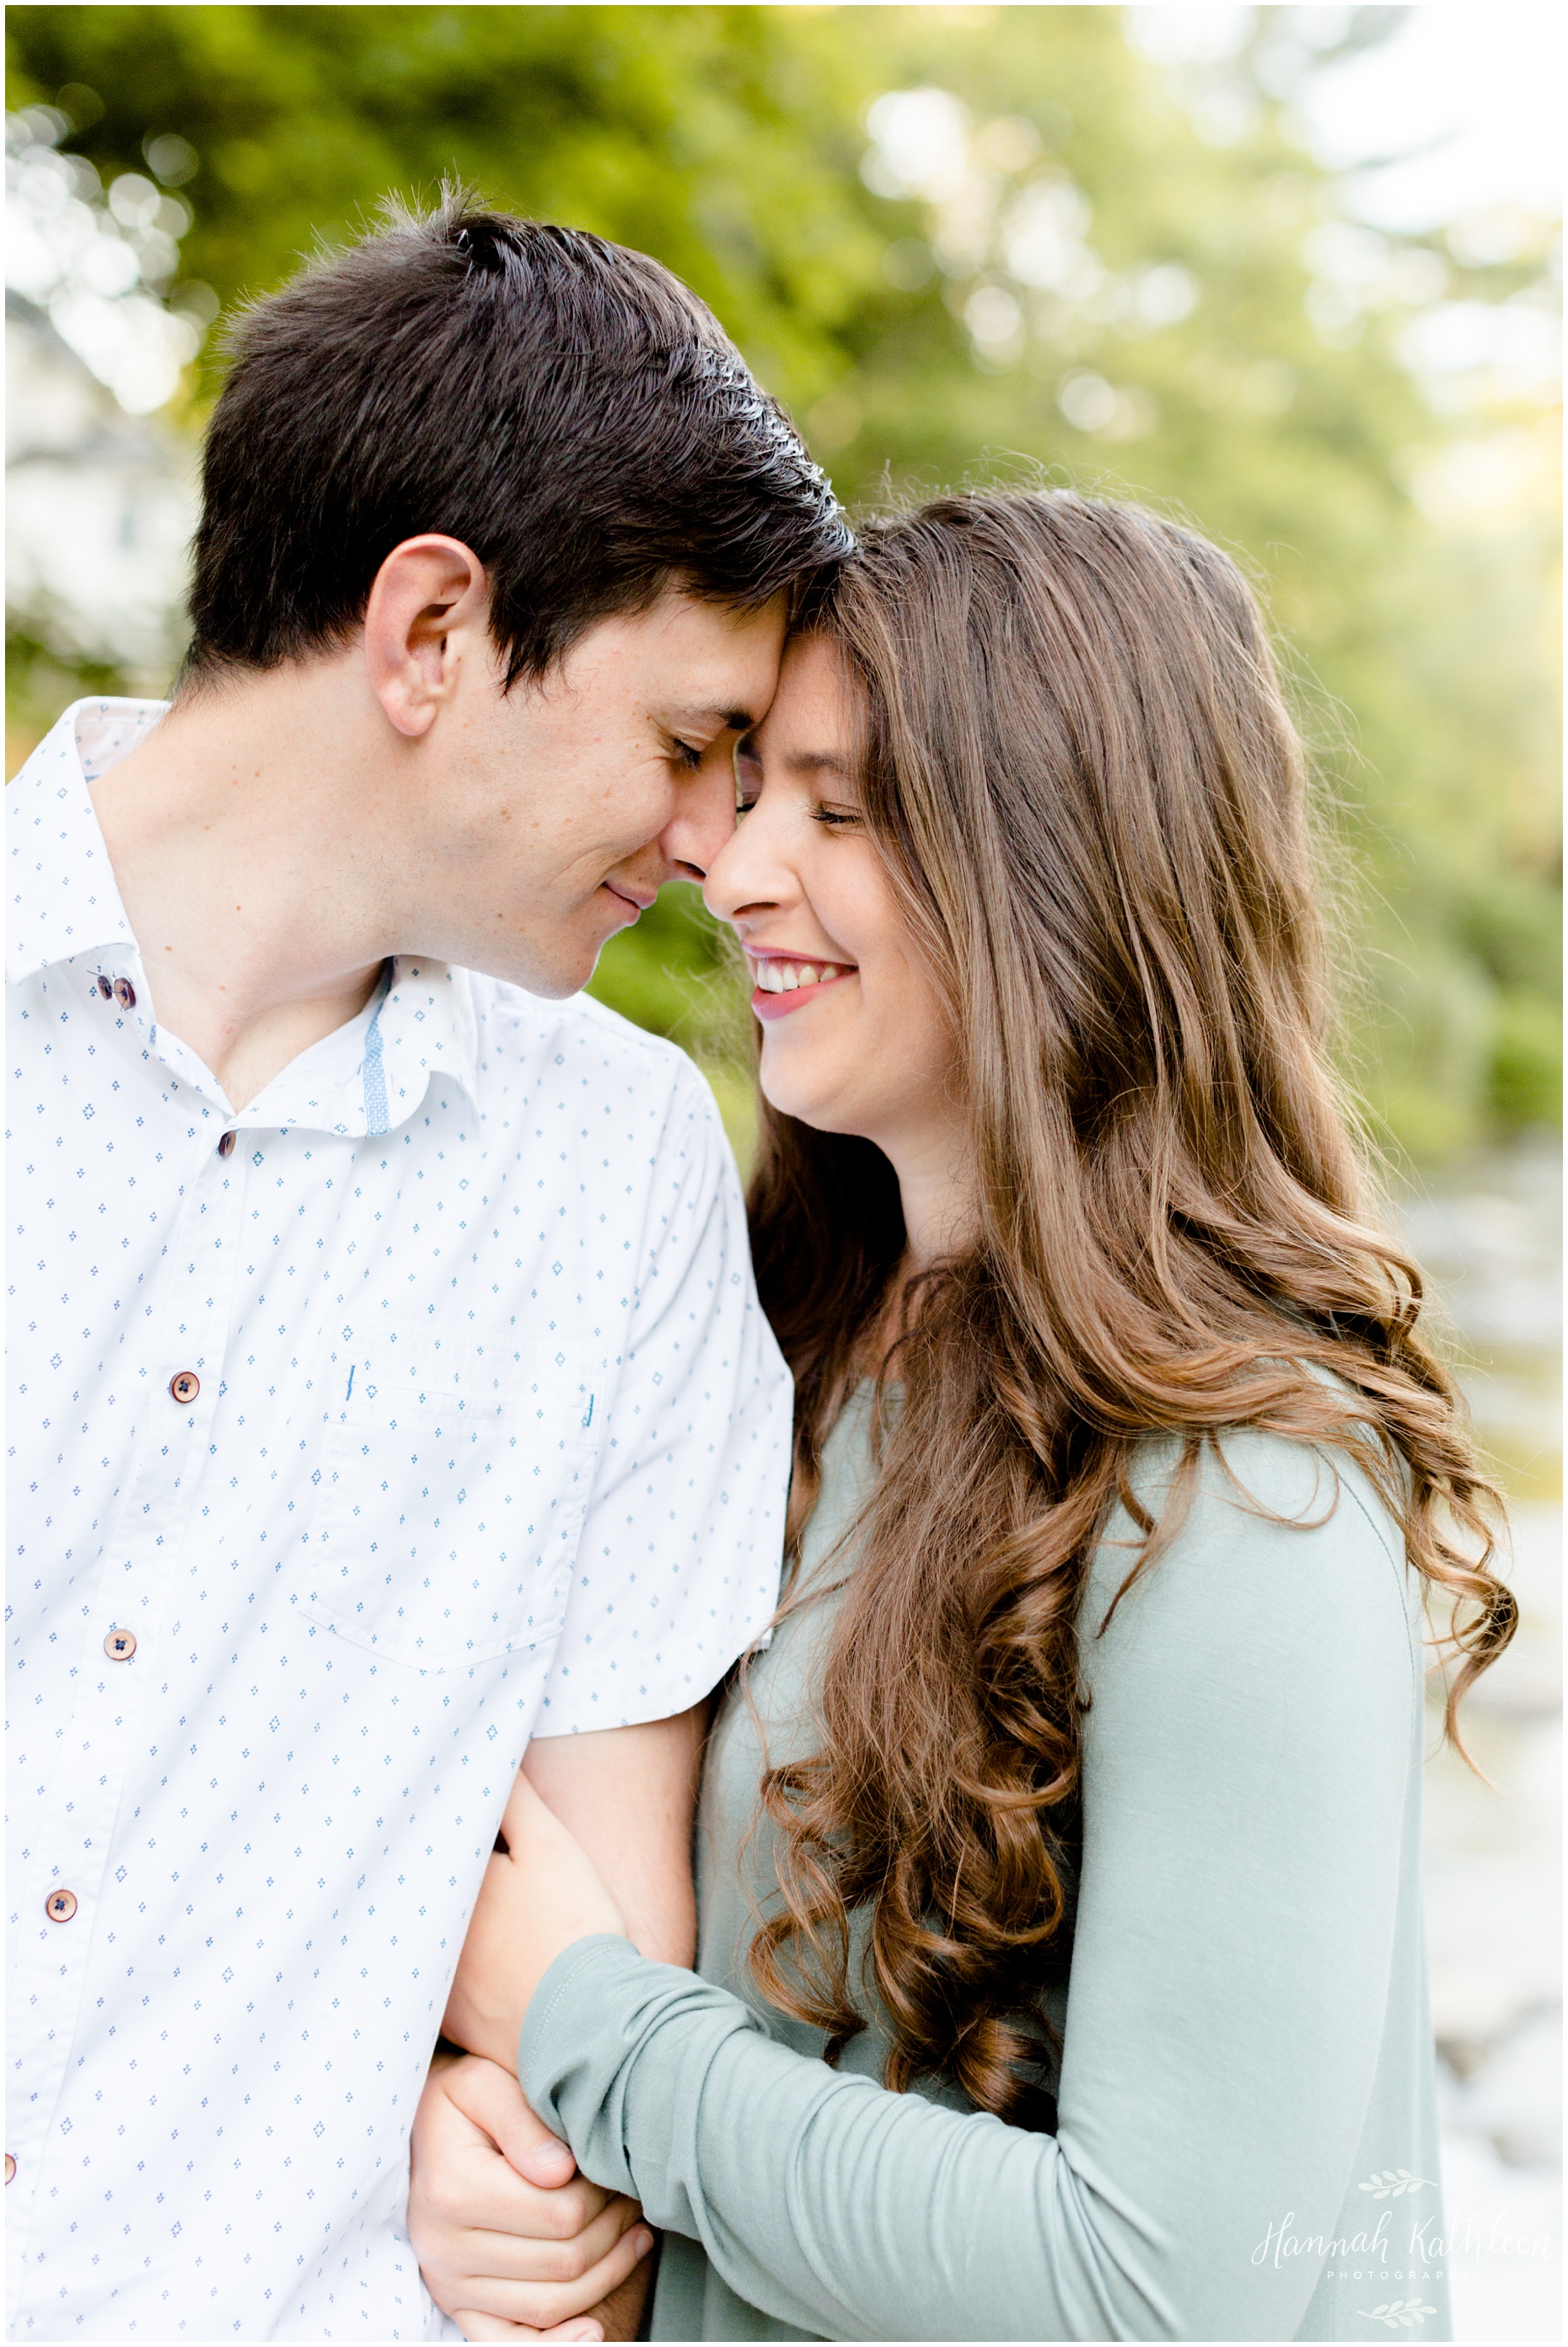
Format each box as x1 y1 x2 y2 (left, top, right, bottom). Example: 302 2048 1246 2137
89 665 405 1109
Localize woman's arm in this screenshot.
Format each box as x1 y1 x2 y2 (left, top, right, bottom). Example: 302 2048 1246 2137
517 1437 1421 2342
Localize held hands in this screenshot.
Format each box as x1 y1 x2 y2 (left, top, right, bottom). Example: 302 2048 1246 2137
422 1772 642 2339
408 2051 652 2340
443 1770 630 2073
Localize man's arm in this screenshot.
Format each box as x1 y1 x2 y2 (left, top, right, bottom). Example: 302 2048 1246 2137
422 1057 780 2339
417 1709 704 2342
524 1710 702 2339
520 1707 703 1968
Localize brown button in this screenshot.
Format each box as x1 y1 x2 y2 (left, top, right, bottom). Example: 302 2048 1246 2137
3 2153 13 2184
112 978 136 1009
46 1889 78 1923
105 1626 137 1662
169 1371 200 1404
95 975 114 1001
217 1131 236 1157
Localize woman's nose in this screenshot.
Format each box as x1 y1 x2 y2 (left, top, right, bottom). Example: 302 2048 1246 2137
703 797 792 926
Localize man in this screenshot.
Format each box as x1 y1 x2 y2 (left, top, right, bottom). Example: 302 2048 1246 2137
6 196 847 2339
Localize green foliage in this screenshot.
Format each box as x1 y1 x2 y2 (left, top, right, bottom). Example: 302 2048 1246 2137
585 884 758 1163
7 620 126 742
7 2 1559 1163
1490 991 1564 1131
587 883 746 1063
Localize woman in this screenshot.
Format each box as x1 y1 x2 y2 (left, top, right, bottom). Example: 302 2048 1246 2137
427 491 1513 2341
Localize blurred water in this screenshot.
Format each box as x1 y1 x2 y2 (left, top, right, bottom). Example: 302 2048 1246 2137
1392 1142 1562 2341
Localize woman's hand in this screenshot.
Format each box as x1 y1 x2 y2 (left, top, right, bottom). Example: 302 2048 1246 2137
443 1771 629 2072
408 2050 652 2340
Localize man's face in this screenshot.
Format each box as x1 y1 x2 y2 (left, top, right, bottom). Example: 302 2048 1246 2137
415 589 787 996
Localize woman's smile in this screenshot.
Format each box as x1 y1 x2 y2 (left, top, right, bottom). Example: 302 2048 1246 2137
746 948 857 1018
706 633 961 1163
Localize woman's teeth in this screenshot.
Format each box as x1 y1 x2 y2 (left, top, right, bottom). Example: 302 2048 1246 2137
752 959 842 993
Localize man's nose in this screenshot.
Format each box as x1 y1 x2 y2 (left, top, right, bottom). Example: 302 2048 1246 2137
661 760 738 883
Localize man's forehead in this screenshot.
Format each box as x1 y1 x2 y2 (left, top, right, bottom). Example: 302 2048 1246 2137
656 628 787 730
594 588 784 727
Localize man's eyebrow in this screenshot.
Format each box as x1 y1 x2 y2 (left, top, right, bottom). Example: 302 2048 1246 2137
673 705 760 734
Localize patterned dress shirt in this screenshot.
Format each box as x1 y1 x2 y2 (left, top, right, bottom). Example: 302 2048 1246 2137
6 699 792 2339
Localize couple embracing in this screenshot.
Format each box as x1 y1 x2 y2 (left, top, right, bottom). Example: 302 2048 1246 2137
7 199 1512 2344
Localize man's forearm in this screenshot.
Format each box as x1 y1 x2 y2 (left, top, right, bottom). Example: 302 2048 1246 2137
595 2249 658 2342
516 1714 701 2335
422 1715 705 2334
519 1705 705 1964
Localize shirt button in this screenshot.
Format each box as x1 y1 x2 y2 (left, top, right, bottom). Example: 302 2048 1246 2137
46 1889 78 1924
217 1131 236 1157
4 2154 13 2184
169 1371 200 1404
112 978 137 1009
95 975 114 1001
105 1626 137 1662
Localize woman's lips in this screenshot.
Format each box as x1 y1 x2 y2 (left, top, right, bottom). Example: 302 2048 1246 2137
750 968 856 1022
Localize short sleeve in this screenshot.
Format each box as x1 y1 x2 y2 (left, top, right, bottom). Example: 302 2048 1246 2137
531 1056 792 1735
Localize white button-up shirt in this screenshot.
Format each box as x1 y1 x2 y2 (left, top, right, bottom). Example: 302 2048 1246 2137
6 700 791 2339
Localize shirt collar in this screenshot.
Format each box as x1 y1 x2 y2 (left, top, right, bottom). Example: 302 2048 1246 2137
362 958 481 1133
6 697 154 986
247 956 480 1138
7 696 481 1138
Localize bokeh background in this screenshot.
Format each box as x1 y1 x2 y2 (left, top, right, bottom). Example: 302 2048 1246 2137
5 6 1560 2335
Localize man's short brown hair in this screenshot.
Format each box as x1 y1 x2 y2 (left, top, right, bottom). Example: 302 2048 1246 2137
185 191 849 683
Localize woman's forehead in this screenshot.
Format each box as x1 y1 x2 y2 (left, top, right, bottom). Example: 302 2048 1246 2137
752 632 857 765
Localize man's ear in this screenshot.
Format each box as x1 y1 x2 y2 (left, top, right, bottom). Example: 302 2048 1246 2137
363 535 491 740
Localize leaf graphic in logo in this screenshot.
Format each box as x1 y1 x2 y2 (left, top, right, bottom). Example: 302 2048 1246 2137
1357 2301 1438 2330
1358 2167 1437 2199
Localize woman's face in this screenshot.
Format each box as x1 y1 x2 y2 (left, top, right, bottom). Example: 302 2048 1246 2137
703 634 961 1168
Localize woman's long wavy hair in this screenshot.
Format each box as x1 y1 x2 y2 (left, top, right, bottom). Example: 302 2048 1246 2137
743 489 1516 2131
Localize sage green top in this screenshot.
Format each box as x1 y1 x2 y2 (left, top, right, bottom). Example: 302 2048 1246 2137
521 1386 1450 2341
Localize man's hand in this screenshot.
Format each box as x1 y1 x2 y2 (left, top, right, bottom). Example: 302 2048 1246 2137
409 2052 652 2341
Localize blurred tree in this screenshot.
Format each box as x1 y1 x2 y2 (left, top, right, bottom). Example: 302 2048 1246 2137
6 3 1559 1163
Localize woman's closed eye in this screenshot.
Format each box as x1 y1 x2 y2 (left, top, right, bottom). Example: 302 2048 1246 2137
811 801 861 830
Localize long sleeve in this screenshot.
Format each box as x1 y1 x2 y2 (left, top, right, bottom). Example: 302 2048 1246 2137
519 1435 1425 2342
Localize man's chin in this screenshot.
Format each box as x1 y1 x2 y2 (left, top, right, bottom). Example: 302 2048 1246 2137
506 951 600 1002
442 905 626 1000
509 969 588 1002
479 929 615 1002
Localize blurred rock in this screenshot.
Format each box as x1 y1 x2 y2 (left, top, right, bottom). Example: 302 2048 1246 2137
1399 1146 1562 2340
1438 2127 1562 2344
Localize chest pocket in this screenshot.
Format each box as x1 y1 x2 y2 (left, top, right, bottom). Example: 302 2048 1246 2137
296 1326 604 1671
